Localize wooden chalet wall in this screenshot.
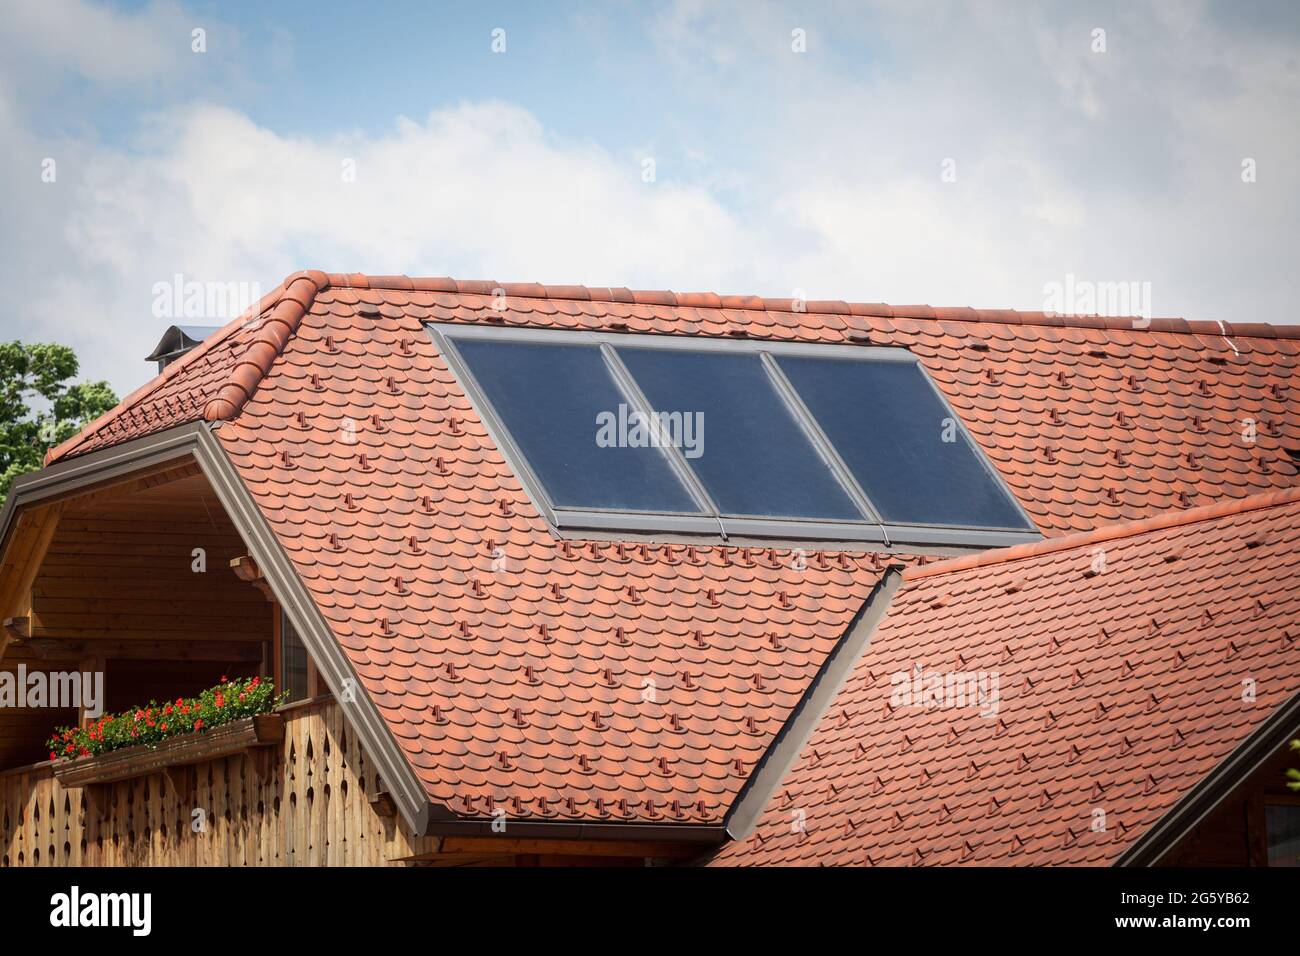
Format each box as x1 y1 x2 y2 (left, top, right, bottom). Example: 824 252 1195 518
0 696 437 866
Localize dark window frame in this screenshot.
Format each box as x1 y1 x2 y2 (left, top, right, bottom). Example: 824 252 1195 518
427 323 1041 550
1263 797 1300 867
278 607 311 703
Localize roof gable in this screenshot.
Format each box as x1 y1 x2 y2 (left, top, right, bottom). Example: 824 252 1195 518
713 489 1300 864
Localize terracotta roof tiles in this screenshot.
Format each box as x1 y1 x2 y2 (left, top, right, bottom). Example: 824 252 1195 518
39 271 1300 831
712 488 1300 864
214 301 907 823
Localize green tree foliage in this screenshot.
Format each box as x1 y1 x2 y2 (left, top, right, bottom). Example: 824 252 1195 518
0 342 118 499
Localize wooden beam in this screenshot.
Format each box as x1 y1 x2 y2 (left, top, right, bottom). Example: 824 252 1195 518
2 615 28 640
6 638 264 662
230 554 275 601
272 603 283 691
0 616 30 662
78 655 105 728
48 459 202 513
0 502 64 621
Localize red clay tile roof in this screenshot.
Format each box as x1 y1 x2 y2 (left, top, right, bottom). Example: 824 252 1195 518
218 333 904 823
39 271 1300 828
50 272 1300 536
712 488 1300 864
43 282 291 465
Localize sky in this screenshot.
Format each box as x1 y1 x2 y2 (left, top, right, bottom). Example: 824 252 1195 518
2 0 1298 399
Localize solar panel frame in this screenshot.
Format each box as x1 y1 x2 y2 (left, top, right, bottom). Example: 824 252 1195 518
427 323 1041 550
435 334 718 518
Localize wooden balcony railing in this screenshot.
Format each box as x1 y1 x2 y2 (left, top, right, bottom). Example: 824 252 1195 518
0 696 436 866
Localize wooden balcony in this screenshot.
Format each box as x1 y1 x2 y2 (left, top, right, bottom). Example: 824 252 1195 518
0 697 435 866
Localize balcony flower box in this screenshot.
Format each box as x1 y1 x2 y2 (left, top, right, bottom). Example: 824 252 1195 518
52 713 284 788
45 676 288 796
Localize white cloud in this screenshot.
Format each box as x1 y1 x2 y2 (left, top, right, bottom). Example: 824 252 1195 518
13 101 768 396
651 0 1300 317
0 0 189 87
2 0 1298 402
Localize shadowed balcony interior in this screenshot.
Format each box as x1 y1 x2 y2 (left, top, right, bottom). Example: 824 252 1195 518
0 460 272 769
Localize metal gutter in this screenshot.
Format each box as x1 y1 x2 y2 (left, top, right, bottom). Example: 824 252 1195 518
1115 688 1300 867
421 818 726 842
1 421 208 547
723 567 903 840
190 426 432 835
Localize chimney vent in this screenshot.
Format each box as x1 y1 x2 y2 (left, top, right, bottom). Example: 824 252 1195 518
145 325 221 373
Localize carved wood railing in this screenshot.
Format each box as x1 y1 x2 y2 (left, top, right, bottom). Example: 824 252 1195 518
0 696 435 866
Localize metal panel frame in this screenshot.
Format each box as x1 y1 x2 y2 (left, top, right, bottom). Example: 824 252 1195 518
428 323 1041 550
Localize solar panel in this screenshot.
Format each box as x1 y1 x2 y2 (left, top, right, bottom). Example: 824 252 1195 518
616 347 862 520
776 355 1033 530
452 339 703 513
434 325 1038 546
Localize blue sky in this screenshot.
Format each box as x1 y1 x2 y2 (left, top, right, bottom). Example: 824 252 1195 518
2 0 1299 397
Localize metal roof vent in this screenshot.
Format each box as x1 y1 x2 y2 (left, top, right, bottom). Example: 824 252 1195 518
145 325 220 373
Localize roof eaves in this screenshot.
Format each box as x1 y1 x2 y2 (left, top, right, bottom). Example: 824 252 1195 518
421 817 727 843
1116 687 1300 867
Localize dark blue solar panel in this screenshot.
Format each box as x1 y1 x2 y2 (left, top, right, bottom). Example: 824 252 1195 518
616 348 862 520
453 339 703 513
776 356 1032 529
